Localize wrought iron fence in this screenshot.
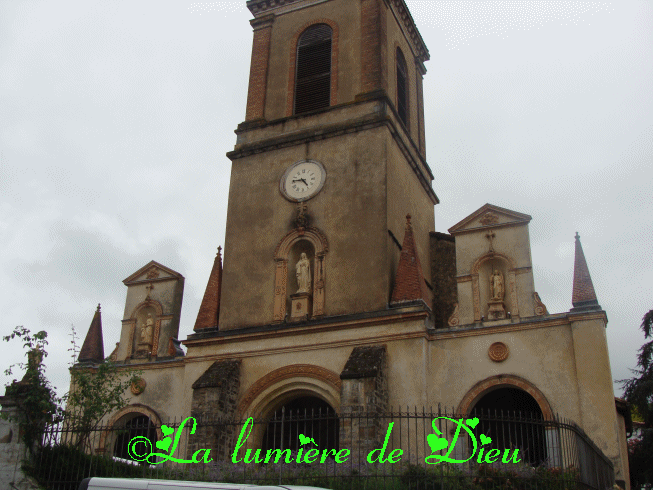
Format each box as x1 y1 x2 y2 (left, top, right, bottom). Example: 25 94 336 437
25 407 614 490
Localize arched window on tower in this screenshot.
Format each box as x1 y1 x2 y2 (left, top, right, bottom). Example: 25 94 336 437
294 24 332 115
396 47 409 128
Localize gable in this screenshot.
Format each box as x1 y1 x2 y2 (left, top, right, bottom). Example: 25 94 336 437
448 204 532 235
122 260 184 285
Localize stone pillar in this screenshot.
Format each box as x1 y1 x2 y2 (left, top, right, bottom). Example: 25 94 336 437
339 346 388 460
570 314 623 483
188 360 241 460
0 387 40 490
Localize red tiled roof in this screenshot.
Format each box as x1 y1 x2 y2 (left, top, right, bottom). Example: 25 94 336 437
391 214 431 306
572 232 598 306
193 247 223 331
78 304 105 363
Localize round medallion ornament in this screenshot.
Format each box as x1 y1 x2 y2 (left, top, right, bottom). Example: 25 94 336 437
280 160 326 202
130 377 147 395
488 342 509 362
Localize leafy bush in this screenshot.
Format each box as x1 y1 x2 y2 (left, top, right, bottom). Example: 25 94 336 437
24 445 143 490
23 442 585 490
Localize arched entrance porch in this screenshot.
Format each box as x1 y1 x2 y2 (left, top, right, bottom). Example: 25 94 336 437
98 405 163 460
457 376 556 466
262 395 339 454
471 387 547 465
236 364 341 456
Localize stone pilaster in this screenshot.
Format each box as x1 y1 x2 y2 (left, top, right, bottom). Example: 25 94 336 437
245 15 274 121
359 0 387 96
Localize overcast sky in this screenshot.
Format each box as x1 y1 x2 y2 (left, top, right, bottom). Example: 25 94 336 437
1 1 651 405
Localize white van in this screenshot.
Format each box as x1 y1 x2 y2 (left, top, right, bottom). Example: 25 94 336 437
79 477 331 490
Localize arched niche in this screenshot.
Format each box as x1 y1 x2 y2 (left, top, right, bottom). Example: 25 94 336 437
273 227 329 322
127 299 163 358
471 252 518 321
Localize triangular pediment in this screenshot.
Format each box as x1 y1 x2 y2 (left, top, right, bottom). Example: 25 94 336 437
122 260 184 285
448 204 532 235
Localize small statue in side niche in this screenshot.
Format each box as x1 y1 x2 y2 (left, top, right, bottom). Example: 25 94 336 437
140 313 154 345
296 253 312 294
490 269 505 301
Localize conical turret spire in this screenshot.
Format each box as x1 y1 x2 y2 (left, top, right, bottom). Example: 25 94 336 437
571 233 600 312
78 304 105 363
194 246 223 331
391 214 431 307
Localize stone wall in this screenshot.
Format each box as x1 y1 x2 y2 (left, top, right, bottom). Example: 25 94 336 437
430 232 457 327
188 360 241 460
339 345 388 459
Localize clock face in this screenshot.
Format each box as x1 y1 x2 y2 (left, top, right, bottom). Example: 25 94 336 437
280 160 326 202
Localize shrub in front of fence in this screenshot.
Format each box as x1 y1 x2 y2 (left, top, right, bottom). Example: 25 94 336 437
24 444 143 490
24 443 587 490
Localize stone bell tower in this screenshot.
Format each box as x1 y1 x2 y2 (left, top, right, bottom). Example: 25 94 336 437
198 0 438 333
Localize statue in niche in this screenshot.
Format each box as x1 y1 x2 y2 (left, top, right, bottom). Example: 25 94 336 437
295 253 311 294
490 269 505 301
139 313 154 345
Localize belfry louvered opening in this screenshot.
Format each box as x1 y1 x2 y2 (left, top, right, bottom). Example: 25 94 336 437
396 48 409 127
294 24 332 115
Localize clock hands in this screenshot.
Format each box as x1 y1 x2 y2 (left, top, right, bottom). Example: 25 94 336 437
283 161 324 201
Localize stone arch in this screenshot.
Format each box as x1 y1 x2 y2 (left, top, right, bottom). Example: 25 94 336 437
456 374 554 421
126 299 164 358
237 364 340 418
236 365 341 454
97 404 163 455
286 18 340 116
470 252 518 321
273 227 329 321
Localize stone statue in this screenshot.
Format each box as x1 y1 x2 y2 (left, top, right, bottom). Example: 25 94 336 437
490 269 505 301
296 253 311 294
140 313 154 344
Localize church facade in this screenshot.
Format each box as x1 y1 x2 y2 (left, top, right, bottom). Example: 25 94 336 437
75 0 630 487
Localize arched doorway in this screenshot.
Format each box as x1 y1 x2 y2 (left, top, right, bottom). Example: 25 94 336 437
262 396 339 454
471 387 547 465
112 414 158 461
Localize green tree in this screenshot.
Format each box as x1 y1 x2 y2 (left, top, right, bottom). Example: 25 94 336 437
2 327 62 454
620 309 653 489
64 325 141 449
621 309 653 427
3 325 141 453
628 433 653 490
